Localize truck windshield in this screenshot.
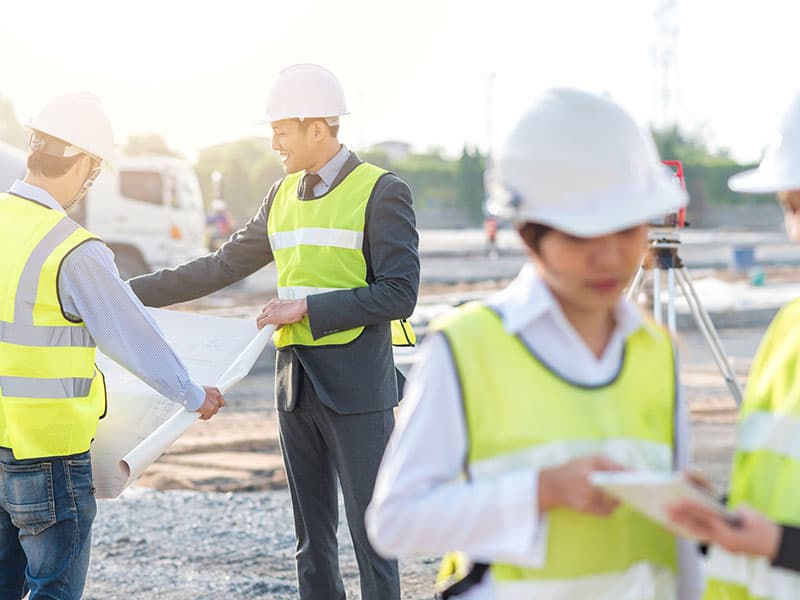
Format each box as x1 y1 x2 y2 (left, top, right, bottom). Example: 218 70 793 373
120 171 163 205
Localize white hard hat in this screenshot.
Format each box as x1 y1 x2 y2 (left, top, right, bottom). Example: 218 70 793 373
265 63 348 125
729 92 800 194
27 92 115 167
488 88 687 237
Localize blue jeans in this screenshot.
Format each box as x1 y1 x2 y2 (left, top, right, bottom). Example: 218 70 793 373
0 447 96 600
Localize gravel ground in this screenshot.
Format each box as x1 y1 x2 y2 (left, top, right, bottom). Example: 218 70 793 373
85 488 438 599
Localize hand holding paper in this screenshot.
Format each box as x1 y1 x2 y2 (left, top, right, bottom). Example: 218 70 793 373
197 386 225 420
90 309 275 499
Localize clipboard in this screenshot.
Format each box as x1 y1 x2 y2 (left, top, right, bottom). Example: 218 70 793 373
589 471 739 540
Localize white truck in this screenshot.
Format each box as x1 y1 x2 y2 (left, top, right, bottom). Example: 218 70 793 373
0 142 208 279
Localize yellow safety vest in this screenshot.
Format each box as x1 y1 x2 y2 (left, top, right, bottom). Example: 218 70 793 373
704 299 800 600
267 162 415 348
0 193 107 460
434 302 678 599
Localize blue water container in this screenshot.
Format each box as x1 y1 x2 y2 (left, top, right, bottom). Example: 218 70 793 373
731 245 756 272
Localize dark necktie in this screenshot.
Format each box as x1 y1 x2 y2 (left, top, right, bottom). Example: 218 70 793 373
300 173 322 200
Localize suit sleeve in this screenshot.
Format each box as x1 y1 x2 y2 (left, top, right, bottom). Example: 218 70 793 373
129 183 278 307
306 174 420 339
773 525 800 572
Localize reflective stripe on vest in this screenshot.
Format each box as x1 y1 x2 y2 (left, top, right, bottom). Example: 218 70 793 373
435 303 677 597
737 411 800 460
705 546 799 600
269 227 364 252
267 162 383 348
0 193 107 459
469 438 672 480
494 561 675 600
277 286 343 300
706 299 800 599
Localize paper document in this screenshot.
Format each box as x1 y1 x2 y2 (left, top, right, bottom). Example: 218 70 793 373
589 471 735 540
90 308 273 499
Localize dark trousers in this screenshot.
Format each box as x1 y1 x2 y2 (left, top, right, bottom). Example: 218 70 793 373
278 372 400 600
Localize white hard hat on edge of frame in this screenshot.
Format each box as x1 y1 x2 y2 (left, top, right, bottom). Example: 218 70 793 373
487 88 687 238
265 63 348 124
27 92 115 168
729 92 800 194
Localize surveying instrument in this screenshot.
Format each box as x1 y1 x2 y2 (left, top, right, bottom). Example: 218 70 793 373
627 161 744 406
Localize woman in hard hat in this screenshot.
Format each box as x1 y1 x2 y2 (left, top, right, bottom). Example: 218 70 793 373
667 92 800 599
366 88 700 599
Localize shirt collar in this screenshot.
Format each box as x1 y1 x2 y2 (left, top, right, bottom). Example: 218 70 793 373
488 263 649 340
8 179 65 213
314 144 350 188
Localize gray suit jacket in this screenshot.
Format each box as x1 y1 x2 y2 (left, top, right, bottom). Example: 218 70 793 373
129 152 419 414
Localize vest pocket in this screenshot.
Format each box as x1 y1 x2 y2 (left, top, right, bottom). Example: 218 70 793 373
1 461 57 534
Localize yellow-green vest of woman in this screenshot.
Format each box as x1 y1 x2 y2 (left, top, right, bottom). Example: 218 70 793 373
0 193 107 460
434 302 678 599
267 162 414 348
704 298 800 600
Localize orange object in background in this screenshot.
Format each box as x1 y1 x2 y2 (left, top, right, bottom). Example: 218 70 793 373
170 224 183 240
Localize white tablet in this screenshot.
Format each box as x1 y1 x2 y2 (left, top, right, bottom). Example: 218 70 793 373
589 471 738 540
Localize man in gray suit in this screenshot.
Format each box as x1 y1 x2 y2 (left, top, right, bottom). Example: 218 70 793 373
129 64 418 599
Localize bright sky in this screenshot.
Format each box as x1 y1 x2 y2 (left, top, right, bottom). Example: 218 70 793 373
1 0 798 163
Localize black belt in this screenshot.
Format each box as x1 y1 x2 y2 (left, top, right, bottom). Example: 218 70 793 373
435 563 489 599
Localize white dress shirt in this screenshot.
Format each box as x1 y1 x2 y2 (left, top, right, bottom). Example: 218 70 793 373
366 264 701 599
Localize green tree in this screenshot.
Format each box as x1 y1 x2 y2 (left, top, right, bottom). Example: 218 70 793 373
194 137 275 220
456 146 485 223
0 96 27 149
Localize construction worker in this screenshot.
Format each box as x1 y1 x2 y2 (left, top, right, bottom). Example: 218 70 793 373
0 92 224 600
366 88 702 599
667 92 800 598
128 64 419 599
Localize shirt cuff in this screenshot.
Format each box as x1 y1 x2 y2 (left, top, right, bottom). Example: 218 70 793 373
486 469 548 567
772 525 800 572
182 382 206 412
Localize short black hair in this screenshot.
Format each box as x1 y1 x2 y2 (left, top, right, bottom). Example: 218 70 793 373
517 223 553 252
27 134 86 178
298 118 339 139
27 149 83 178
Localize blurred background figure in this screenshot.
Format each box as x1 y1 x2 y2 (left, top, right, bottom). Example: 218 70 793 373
483 214 498 258
207 198 236 250
206 170 236 250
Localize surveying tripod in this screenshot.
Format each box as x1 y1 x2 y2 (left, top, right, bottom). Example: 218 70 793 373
627 231 744 407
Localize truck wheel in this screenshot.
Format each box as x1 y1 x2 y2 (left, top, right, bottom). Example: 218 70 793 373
114 249 150 280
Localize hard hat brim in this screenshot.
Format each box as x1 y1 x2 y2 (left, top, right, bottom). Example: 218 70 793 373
728 167 800 194
25 122 114 171
490 167 687 238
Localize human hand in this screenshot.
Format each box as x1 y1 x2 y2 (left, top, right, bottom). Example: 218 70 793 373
538 455 626 516
683 469 713 493
666 501 781 559
196 386 225 420
256 298 308 329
